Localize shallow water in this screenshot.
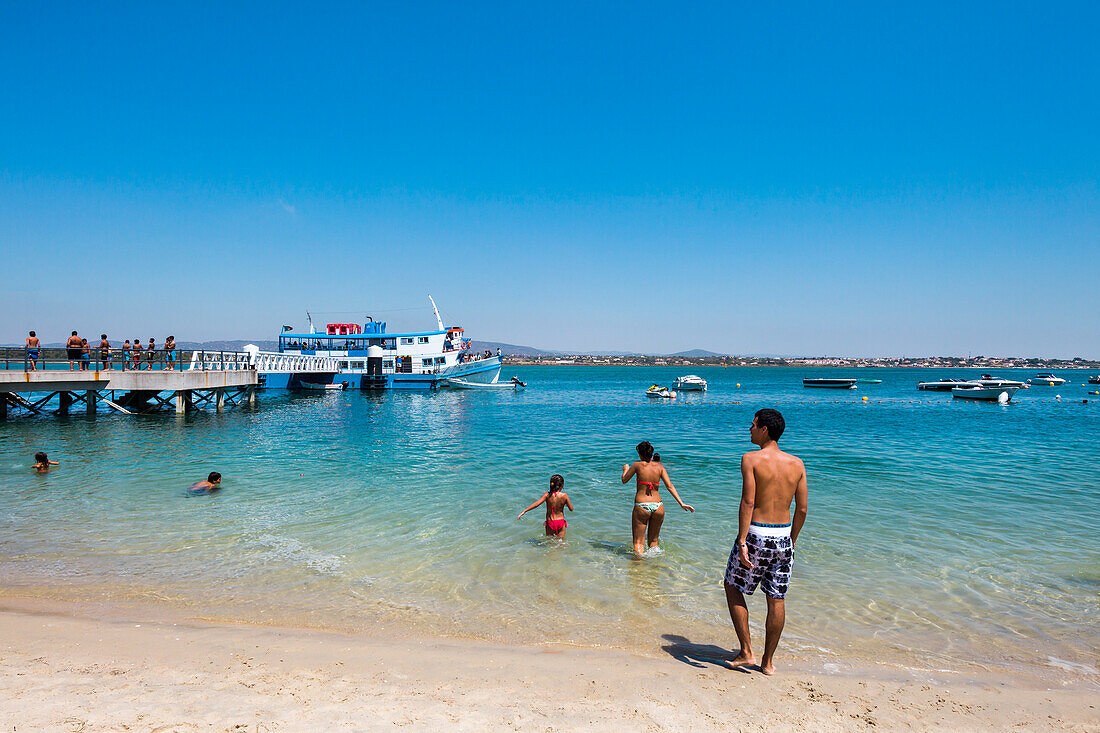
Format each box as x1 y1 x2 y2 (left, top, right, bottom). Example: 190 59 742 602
1 367 1097 680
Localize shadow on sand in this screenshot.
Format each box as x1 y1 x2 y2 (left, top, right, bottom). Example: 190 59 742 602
660 634 752 672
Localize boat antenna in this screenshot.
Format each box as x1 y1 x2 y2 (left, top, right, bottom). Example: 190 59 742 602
307 310 315 334
428 294 445 331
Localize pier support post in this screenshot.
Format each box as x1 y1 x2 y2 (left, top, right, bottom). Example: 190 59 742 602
175 390 187 414
216 388 225 413
86 390 96 416
59 391 72 415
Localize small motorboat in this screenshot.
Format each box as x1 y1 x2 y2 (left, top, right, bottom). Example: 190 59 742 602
857 379 883 384
976 374 1027 388
646 385 677 399
1090 375 1100 385
803 378 857 389
952 385 1019 402
1027 373 1066 386
444 376 526 390
672 375 707 391
299 381 348 390
917 378 981 391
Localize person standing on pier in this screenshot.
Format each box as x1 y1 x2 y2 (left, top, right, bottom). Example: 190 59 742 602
99 334 111 370
131 338 142 369
80 338 91 370
121 339 131 370
164 335 176 370
147 338 157 370
25 331 40 371
66 331 82 370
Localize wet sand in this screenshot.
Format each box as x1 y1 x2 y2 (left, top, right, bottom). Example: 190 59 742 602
1 603 1096 731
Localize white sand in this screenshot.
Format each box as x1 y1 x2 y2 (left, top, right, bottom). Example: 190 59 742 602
1 605 1097 731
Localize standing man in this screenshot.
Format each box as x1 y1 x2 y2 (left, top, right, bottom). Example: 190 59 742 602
99 334 111 370
66 331 83 370
723 408 808 675
25 331 40 371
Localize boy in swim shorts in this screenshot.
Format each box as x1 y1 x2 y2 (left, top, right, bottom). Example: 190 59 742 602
724 409 808 676
518 474 573 536
188 472 222 494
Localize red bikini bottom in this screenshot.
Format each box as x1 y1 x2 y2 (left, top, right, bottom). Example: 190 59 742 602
545 518 567 533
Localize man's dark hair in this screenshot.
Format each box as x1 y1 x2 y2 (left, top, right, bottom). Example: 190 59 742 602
754 408 785 441
208 471 221 483
35 451 47 463
71 331 78 336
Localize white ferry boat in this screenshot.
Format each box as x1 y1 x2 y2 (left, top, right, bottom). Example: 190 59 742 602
262 297 501 391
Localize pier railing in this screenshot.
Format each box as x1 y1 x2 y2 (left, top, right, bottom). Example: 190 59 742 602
2 347 192 372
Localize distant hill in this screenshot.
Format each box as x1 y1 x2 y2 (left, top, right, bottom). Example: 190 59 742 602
669 348 727 357
469 340 561 357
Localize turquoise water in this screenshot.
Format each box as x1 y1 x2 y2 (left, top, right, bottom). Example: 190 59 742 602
1 367 1098 680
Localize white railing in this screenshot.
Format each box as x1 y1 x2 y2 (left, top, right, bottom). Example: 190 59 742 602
188 349 340 373
250 351 341 373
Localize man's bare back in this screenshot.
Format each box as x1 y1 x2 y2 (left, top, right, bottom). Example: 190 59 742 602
741 444 806 529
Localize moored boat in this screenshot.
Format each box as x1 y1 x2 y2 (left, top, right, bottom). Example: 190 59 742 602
1090 376 1100 385
299 381 348 391
646 385 677 399
1027 373 1066 386
265 296 501 390
672 375 707 391
952 385 1019 402
976 374 1027 388
803 378 857 389
917 378 981 391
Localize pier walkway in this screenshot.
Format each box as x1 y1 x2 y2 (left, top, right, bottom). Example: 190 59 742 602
0 348 339 417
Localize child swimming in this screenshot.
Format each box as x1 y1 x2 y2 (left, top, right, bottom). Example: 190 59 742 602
518 474 573 536
32 452 59 472
188 472 222 494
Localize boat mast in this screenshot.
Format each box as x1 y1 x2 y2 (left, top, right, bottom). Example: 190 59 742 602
428 295 445 331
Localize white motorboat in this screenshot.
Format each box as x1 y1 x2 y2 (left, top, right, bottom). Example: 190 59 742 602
952 385 1019 402
803 378 857 389
976 374 1027 388
672 375 707 391
917 378 981 391
444 376 526 390
1027 373 1066 386
299 380 348 390
646 385 677 399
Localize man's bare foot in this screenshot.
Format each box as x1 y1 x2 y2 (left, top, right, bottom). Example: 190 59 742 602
760 660 776 675
730 650 755 668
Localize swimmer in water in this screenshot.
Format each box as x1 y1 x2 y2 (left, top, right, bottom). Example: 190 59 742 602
32 452 59 472
622 441 693 554
189 471 222 494
518 474 573 536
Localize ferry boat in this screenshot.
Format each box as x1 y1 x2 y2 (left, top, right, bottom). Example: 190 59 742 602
262 297 501 390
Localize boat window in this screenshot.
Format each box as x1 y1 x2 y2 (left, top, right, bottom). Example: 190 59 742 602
338 361 349 369
382 360 393 369
401 337 414 345
418 337 429 344
383 339 396 350
351 361 365 369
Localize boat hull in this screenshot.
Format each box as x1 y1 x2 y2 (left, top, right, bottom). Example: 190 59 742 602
952 386 1019 401
803 379 857 389
260 357 502 391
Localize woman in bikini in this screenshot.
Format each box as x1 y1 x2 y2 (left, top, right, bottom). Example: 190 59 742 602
518 474 573 537
621 441 693 554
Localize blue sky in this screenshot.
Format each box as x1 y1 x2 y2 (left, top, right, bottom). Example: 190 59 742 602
1 2 1097 356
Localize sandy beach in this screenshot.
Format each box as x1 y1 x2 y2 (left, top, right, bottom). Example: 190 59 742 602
1 601 1096 732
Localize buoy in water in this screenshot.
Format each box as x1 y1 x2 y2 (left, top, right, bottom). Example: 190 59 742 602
861 396 869 402
736 383 741 388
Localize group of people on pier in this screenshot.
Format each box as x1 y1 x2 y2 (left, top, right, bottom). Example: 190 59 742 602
24 330 178 372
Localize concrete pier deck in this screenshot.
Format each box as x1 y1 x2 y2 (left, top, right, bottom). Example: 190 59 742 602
0 369 255 393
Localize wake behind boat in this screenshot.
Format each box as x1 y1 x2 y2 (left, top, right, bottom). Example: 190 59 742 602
444 376 526 390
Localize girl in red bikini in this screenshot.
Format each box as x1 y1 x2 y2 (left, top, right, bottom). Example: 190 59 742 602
622 441 694 554
518 474 573 537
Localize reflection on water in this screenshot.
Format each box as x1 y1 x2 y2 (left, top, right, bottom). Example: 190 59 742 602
0 367 1098 681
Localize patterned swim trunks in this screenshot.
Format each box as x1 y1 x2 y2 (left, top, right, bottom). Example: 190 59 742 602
724 531 794 599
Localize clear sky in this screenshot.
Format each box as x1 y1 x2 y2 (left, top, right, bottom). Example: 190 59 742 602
2 2 1097 356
